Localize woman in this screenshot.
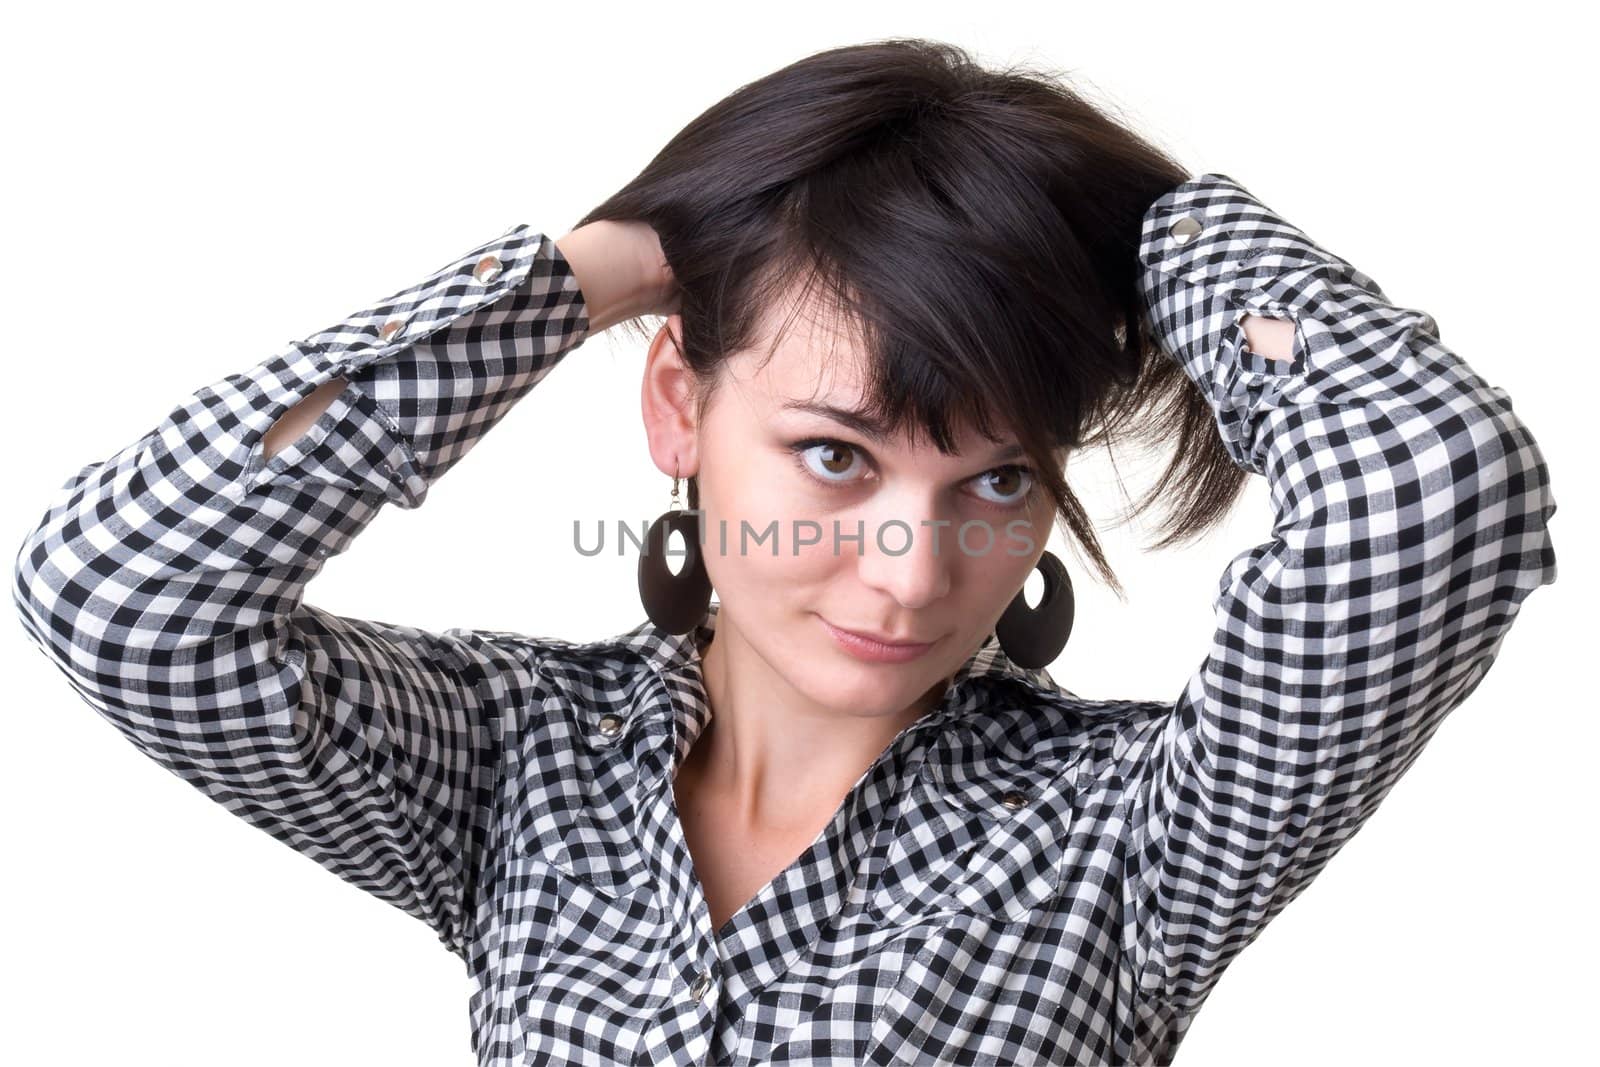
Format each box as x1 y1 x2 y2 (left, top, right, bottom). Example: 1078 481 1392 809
12 38 1557 1067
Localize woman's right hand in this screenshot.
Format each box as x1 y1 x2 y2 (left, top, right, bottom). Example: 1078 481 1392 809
555 220 679 332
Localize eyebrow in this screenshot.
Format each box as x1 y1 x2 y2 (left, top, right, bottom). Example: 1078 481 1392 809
781 400 1027 463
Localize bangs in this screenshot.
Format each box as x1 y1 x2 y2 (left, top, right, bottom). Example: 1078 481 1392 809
723 150 1114 469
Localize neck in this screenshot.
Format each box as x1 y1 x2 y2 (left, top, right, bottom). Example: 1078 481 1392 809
684 605 952 832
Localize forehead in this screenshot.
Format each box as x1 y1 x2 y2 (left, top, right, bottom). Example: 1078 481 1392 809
713 282 1005 454
729 279 870 400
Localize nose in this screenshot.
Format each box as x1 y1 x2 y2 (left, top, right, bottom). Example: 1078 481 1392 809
853 508 954 610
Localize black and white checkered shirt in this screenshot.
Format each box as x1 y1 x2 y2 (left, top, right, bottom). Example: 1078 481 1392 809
12 173 1557 1066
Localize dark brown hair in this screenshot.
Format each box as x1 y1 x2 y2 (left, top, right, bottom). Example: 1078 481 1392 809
574 38 1246 598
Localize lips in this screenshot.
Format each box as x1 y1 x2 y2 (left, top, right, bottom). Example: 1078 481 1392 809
828 623 934 647
817 616 940 665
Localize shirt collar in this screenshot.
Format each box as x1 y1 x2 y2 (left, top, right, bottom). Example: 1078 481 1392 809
527 601 1070 905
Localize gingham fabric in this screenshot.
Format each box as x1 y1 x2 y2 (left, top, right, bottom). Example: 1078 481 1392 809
12 172 1557 1066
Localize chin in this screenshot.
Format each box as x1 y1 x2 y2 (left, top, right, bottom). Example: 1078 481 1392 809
804 647 939 713
812 682 921 720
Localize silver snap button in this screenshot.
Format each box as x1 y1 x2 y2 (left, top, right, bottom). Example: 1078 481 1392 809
1000 790 1027 811
689 971 712 1001
473 254 504 285
597 714 624 738
378 318 407 342
1168 215 1203 245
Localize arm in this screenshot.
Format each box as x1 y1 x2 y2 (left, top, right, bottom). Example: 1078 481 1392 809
256 218 668 463
1119 174 1558 1015
1239 313 1296 362
11 224 603 960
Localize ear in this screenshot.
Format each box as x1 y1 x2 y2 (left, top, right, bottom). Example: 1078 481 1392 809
641 314 702 479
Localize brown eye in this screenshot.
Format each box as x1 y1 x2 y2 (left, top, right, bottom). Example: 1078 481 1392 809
973 465 1035 507
794 440 867 483
819 443 854 474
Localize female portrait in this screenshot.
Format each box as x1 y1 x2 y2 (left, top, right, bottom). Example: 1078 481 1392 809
5 9 1576 1067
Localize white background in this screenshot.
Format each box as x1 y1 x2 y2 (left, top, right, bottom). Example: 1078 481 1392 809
3 2 1591 1064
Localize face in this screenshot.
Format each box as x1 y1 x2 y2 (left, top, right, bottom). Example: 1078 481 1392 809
641 292 1057 722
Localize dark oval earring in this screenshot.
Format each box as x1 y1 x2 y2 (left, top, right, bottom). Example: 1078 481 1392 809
637 462 712 635
994 549 1074 670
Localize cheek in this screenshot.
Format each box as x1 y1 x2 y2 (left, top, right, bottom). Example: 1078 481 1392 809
961 528 1044 609
697 469 839 594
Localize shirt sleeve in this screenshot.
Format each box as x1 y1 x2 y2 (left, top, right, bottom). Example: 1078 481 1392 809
11 225 592 961
1118 174 1558 1011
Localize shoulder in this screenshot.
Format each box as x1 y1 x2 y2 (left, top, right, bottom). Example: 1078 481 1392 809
439 626 665 742
959 678 1178 790
455 627 658 683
